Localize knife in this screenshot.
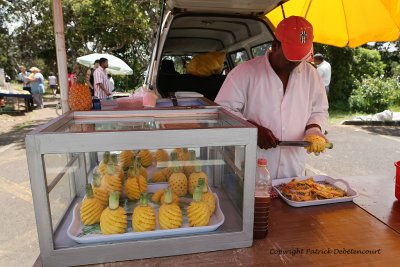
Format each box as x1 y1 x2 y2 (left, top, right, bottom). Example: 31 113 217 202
278 141 333 149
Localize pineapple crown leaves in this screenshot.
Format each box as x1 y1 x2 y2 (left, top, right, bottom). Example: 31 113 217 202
163 188 173 204
139 192 149 206
74 64 89 84
108 191 120 210
170 151 182 172
197 178 208 193
103 152 111 164
85 184 94 198
93 172 102 187
193 186 203 202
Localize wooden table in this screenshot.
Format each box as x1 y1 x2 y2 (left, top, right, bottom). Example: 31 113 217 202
0 92 32 112
34 176 400 267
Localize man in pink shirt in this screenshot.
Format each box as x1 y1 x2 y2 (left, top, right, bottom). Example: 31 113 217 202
93 58 112 99
215 16 329 180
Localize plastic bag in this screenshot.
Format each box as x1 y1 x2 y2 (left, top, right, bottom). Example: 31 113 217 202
186 51 226 77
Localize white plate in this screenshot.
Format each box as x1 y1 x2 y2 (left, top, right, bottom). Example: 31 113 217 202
67 183 224 244
272 175 358 207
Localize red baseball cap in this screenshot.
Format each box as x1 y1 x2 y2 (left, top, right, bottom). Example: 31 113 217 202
275 16 314 62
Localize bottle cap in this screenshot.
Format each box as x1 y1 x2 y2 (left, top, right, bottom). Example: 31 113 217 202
257 158 267 166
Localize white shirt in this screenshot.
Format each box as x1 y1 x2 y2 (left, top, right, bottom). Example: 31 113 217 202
215 53 328 179
108 77 115 92
317 60 331 86
48 75 57 85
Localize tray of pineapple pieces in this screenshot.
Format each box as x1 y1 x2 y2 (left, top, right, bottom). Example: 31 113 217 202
67 149 225 244
272 175 358 207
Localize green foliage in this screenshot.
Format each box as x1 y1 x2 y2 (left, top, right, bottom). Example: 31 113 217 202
352 47 385 81
349 77 400 113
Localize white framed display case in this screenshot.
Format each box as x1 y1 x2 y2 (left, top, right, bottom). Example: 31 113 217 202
25 105 257 266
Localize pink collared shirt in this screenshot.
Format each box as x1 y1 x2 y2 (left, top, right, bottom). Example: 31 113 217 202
215 53 328 179
93 67 110 99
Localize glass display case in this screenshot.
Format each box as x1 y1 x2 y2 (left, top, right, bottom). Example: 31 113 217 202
25 106 257 266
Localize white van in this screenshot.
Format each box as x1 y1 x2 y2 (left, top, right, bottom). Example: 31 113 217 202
145 0 282 100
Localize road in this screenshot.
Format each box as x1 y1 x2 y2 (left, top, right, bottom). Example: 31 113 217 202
0 108 399 266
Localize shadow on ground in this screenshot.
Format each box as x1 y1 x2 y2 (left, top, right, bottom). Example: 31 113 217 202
361 126 400 137
0 119 51 149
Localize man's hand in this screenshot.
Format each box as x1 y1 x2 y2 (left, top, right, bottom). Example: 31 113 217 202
248 120 279 149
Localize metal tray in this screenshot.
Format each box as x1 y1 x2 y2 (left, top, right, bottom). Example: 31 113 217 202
67 183 224 244
272 175 358 207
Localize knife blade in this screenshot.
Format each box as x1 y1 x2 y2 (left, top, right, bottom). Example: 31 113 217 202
278 141 311 147
278 141 333 149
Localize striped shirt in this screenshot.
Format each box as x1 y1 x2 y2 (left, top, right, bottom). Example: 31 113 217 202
93 67 110 99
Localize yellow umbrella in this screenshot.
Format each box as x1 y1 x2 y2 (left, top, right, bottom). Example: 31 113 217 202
266 0 400 48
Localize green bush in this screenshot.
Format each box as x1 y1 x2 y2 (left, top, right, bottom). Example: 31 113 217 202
349 77 400 113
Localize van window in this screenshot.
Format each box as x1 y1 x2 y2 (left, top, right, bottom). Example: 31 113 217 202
229 50 249 67
160 56 192 74
251 43 271 57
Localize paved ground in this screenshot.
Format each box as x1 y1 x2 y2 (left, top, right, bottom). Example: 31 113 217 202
0 97 59 267
1 100 399 267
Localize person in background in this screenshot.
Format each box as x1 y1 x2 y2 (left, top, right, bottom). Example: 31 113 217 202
313 53 331 95
93 58 111 99
27 67 45 109
17 66 34 108
48 72 58 96
87 59 100 96
107 73 114 95
215 16 329 180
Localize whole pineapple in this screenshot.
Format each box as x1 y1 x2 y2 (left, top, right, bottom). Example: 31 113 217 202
125 157 147 200
158 188 183 229
80 184 105 225
119 150 134 171
100 191 127 234
92 171 109 206
98 152 111 175
138 150 153 167
188 155 209 195
155 149 169 163
184 150 196 177
151 188 165 203
178 148 190 161
110 154 125 183
101 163 123 194
198 178 215 215
187 187 210 227
132 193 156 232
168 151 188 196
68 64 92 111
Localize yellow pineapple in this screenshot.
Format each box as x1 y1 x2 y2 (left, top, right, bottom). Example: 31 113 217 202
178 148 190 161
100 191 127 234
155 149 169 163
110 154 125 183
101 163 123 194
198 178 215 215
80 184 105 225
92 171 109 206
138 150 153 167
151 188 165 203
304 134 333 153
162 167 173 180
125 158 147 200
158 188 183 229
132 193 156 232
187 187 210 227
119 150 134 170
68 64 92 111
151 169 168 183
183 150 196 177
188 154 208 195
168 151 188 196
98 152 111 175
